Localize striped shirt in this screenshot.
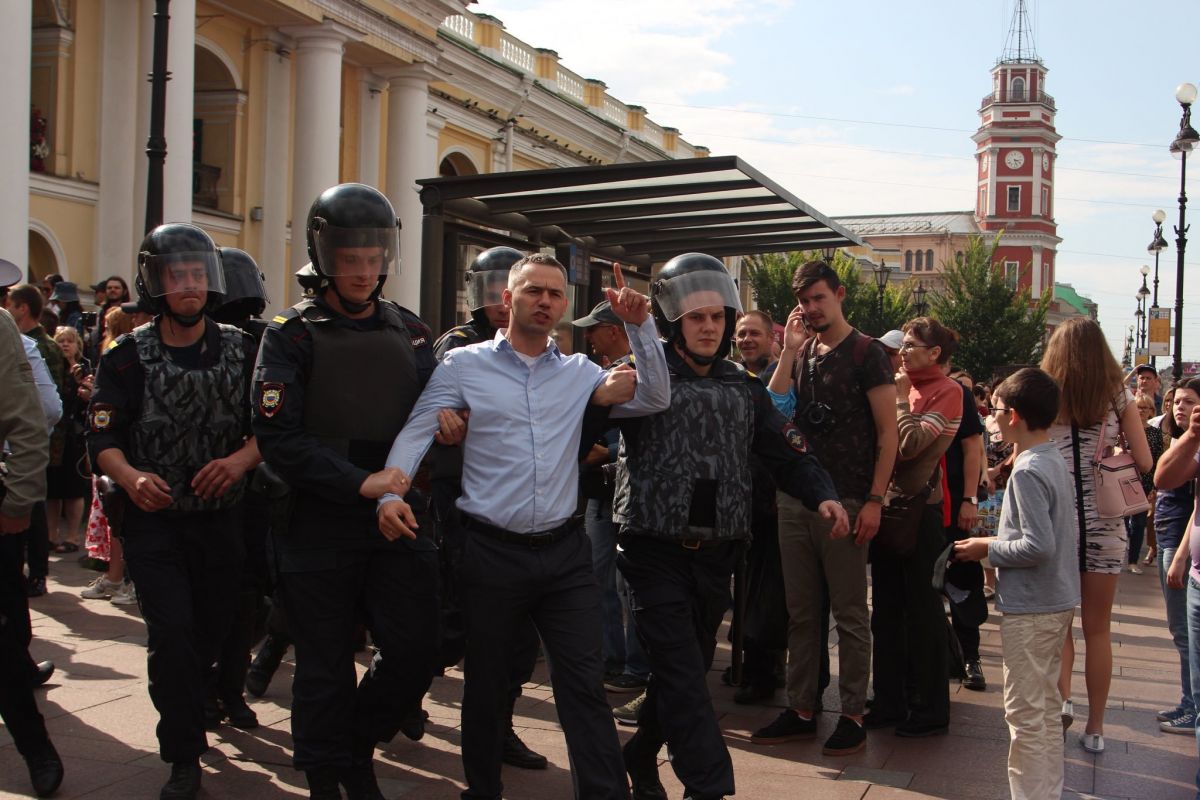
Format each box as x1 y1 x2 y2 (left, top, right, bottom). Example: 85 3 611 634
891 365 963 503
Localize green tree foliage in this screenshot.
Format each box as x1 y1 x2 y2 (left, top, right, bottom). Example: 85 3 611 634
929 234 1050 382
742 250 912 333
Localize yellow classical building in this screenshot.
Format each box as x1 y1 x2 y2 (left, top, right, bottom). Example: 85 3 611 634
8 0 705 320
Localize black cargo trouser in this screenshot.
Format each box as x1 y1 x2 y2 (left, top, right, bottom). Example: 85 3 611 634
0 530 50 757
278 544 440 771
121 505 244 763
618 536 738 800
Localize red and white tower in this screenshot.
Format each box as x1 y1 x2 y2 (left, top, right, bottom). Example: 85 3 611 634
972 0 1061 298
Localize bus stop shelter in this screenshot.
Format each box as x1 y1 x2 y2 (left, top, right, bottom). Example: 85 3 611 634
416 155 863 334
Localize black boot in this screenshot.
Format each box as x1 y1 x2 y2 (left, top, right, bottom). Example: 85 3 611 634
24 740 63 798
502 727 547 770
160 760 201 800
340 759 385 800
203 695 223 731
305 767 343 800
623 735 666 800
222 695 259 729
245 636 286 698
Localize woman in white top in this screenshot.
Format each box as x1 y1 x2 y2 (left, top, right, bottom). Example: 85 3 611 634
1040 318 1151 754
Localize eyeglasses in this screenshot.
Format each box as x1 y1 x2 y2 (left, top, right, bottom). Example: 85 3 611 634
989 405 1012 416
899 342 934 353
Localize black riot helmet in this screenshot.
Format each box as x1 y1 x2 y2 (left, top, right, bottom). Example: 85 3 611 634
465 246 524 332
650 252 742 364
295 262 321 296
305 183 400 313
212 247 269 324
136 223 226 328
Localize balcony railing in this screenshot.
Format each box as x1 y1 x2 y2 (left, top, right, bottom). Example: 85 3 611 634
442 14 474 42
980 90 1056 111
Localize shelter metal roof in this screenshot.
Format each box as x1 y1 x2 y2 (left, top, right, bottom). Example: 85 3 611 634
836 211 980 237
416 156 863 267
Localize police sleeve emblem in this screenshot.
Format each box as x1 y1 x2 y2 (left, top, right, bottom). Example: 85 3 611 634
90 403 114 432
260 383 284 418
783 423 807 454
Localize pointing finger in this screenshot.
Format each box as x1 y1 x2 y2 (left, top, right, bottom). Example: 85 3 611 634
613 263 626 291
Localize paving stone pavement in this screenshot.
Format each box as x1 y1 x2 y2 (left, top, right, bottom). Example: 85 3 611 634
2 552 1196 799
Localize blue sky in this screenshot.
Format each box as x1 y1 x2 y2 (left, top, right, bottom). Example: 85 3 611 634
471 0 1200 368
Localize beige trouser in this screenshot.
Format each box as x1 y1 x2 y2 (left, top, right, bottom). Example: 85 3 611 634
1001 609 1074 800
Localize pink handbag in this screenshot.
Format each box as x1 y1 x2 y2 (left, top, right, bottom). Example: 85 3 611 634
1091 411 1150 518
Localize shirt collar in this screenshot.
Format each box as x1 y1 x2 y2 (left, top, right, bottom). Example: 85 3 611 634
492 328 561 360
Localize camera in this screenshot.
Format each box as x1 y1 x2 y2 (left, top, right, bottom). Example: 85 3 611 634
802 400 834 428
80 311 98 329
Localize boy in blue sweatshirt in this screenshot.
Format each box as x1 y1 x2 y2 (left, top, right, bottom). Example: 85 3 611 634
955 367 1080 800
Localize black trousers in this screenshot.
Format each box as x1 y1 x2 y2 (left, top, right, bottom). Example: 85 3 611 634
121 505 244 763
23 501 49 580
870 504 949 727
278 545 439 771
618 537 737 800
0 531 50 756
215 495 271 704
459 525 627 800
944 500 987 663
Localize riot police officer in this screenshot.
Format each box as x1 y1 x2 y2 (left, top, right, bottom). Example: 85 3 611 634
429 246 547 771
205 248 271 731
613 253 849 800
251 183 441 799
88 224 260 800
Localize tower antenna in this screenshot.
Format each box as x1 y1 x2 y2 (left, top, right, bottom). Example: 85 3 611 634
1001 0 1040 64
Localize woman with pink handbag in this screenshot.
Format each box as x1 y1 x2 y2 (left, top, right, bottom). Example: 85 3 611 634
1041 319 1152 754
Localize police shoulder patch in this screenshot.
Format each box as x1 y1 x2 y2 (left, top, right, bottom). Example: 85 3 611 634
90 403 115 432
783 423 808 454
259 383 284 418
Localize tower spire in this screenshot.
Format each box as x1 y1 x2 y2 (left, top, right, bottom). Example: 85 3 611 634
1001 0 1040 64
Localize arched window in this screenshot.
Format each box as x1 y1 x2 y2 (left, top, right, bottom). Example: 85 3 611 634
905 250 913 271
915 250 924 270
925 250 934 271
1011 77 1026 102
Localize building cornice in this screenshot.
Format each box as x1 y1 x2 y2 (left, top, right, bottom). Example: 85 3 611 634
30 173 98 205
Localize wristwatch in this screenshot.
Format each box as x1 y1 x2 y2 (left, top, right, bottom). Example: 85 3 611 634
866 493 884 505
964 497 979 506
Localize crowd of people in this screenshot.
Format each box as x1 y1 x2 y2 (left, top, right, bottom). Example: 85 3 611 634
1 182 1198 800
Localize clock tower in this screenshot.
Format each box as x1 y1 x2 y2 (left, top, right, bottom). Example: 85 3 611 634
972 0 1061 298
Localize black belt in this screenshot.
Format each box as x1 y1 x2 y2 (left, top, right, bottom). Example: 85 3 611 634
461 513 582 549
619 532 733 550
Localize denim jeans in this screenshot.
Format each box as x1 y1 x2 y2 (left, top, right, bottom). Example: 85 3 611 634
1159 547 1194 713
584 497 649 678
1125 513 1148 565
1184 575 1200 798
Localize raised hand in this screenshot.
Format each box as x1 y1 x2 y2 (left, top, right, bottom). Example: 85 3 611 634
783 306 811 352
604 264 650 326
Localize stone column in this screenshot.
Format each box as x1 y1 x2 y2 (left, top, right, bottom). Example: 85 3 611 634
96 0 141 281
163 0 196 223
0 2 32 269
282 22 359 276
384 64 438 310
358 73 386 188
258 33 293 309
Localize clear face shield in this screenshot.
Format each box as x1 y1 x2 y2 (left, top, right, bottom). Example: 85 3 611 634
466 269 509 311
139 252 225 298
652 270 743 321
310 222 400 279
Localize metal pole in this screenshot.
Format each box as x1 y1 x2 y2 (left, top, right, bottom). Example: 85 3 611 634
1152 240 1161 368
1175 146 1189 382
144 0 171 234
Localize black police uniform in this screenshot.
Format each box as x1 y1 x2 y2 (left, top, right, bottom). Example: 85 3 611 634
431 320 542 727
252 295 440 776
87 317 257 765
614 347 839 800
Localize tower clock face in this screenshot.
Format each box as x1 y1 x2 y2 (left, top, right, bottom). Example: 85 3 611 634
1005 150 1025 170
980 153 989 173
1042 153 1050 171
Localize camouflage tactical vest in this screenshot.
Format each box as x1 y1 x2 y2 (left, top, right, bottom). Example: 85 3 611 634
613 368 754 542
129 323 248 513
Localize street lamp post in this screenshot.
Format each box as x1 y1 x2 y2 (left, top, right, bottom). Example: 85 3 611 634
1138 265 1151 356
873 260 893 334
144 0 172 234
912 281 929 318
1148 211 1168 367
1170 82 1200 382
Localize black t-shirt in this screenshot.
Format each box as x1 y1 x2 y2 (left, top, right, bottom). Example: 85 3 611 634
794 330 895 500
944 383 984 501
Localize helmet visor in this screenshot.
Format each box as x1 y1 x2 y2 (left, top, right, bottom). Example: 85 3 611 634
222 266 269 304
466 268 509 311
652 270 742 322
311 223 400 278
139 252 225 298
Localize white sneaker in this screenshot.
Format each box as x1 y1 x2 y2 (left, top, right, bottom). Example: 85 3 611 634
1129 564 1143 574
109 582 138 606
81 576 123 599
